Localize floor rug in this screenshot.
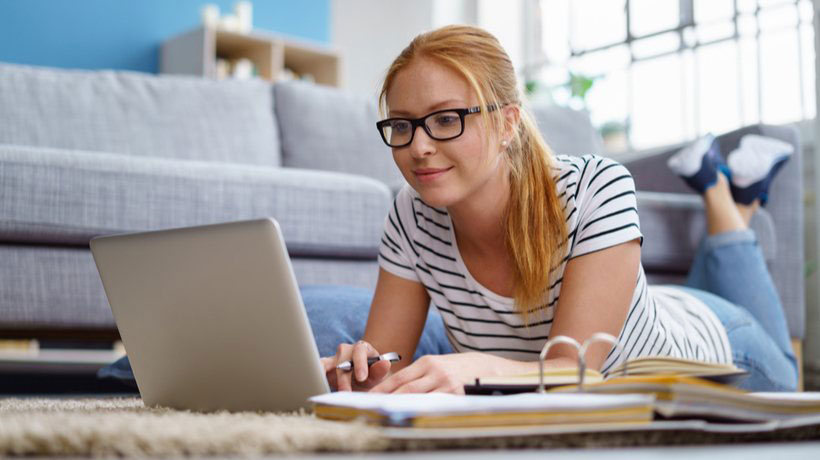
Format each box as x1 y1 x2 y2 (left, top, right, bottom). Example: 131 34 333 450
0 397 386 457
3 397 820 457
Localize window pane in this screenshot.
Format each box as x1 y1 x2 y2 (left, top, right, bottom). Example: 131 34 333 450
737 14 758 37
697 41 741 135
738 37 760 126
682 50 697 139
799 0 814 23
537 66 571 89
479 0 523 70
759 31 802 124
758 5 799 31
694 0 735 23
630 0 678 37
630 54 685 148
632 32 681 60
570 0 626 50
540 0 571 63
758 0 793 7
587 70 629 125
570 45 630 76
682 26 697 47
736 0 758 13
696 21 735 44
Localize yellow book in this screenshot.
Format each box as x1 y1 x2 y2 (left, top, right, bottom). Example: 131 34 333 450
310 392 655 428
465 367 604 394
466 356 745 395
606 356 746 382
550 374 820 423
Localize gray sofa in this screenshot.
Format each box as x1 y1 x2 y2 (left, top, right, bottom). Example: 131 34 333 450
0 62 804 356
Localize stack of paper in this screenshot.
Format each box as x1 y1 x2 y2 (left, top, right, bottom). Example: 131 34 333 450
607 356 746 383
310 392 655 428
551 375 820 423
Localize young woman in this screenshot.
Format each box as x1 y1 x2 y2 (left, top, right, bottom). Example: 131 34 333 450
318 25 797 393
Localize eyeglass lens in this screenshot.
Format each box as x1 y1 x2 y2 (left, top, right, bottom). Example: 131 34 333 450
381 111 463 147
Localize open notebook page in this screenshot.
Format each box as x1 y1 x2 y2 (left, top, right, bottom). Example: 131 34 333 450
310 392 654 415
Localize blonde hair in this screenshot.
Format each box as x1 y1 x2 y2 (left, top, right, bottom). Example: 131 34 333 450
379 25 567 317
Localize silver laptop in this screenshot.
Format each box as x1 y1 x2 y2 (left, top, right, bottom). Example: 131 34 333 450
90 218 330 412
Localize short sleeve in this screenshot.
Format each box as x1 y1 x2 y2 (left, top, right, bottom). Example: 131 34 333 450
377 187 421 282
570 157 643 258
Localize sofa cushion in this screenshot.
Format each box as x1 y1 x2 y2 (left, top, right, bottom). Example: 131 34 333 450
274 81 406 192
0 246 382 331
0 144 391 257
530 104 605 156
0 62 281 167
637 191 776 273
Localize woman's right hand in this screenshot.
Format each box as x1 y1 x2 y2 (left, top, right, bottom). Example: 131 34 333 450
320 340 392 391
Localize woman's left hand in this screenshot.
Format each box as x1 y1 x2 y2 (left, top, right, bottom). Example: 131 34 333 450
368 352 528 394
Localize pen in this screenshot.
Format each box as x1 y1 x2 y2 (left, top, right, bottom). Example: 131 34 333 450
336 352 401 371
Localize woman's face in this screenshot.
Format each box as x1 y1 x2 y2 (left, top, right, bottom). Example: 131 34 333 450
385 57 509 209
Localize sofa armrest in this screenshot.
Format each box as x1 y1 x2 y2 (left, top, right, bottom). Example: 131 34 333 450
637 191 776 272
622 124 805 340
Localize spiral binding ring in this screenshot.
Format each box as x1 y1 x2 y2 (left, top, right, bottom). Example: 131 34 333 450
538 336 580 394
537 332 628 393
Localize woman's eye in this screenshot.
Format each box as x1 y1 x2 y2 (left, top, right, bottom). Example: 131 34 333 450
392 121 411 133
434 115 459 126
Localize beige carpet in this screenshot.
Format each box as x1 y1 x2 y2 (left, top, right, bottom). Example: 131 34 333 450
3 397 820 456
0 397 387 457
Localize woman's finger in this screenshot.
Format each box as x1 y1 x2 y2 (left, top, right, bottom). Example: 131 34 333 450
334 343 355 391
370 361 424 393
352 340 378 383
364 359 391 386
393 375 438 394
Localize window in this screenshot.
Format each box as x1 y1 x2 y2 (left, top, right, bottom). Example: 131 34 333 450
524 0 816 151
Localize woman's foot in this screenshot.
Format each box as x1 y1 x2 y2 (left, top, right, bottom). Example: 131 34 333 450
727 134 794 206
667 134 730 194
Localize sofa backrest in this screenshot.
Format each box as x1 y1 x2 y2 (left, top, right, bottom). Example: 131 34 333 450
0 62 281 167
529 103 605 156
273 81 405 191
273 81 606 191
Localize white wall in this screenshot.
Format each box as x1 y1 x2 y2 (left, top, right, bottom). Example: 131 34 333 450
330 0 435 97
330 0 522 98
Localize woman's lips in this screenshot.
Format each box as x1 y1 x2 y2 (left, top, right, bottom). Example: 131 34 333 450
414 166 453 183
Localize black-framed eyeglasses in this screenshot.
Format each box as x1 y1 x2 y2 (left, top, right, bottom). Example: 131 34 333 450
376 105 499 148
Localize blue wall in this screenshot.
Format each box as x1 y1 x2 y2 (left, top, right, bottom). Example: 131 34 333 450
0 0 329 73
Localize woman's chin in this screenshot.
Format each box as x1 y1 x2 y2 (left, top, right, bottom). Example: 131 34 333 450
414 188 458 209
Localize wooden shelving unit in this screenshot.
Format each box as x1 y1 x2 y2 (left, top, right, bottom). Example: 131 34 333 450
160 26 341 87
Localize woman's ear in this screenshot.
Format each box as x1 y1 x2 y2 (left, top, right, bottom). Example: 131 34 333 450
502 103 521 141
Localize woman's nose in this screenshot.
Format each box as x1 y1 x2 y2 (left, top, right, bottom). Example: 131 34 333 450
407 125 435 158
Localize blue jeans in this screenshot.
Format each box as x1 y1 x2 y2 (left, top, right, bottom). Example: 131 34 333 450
301 285 453 360
680 229 798 391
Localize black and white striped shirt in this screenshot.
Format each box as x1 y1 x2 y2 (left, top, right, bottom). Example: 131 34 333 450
378 154 732 372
